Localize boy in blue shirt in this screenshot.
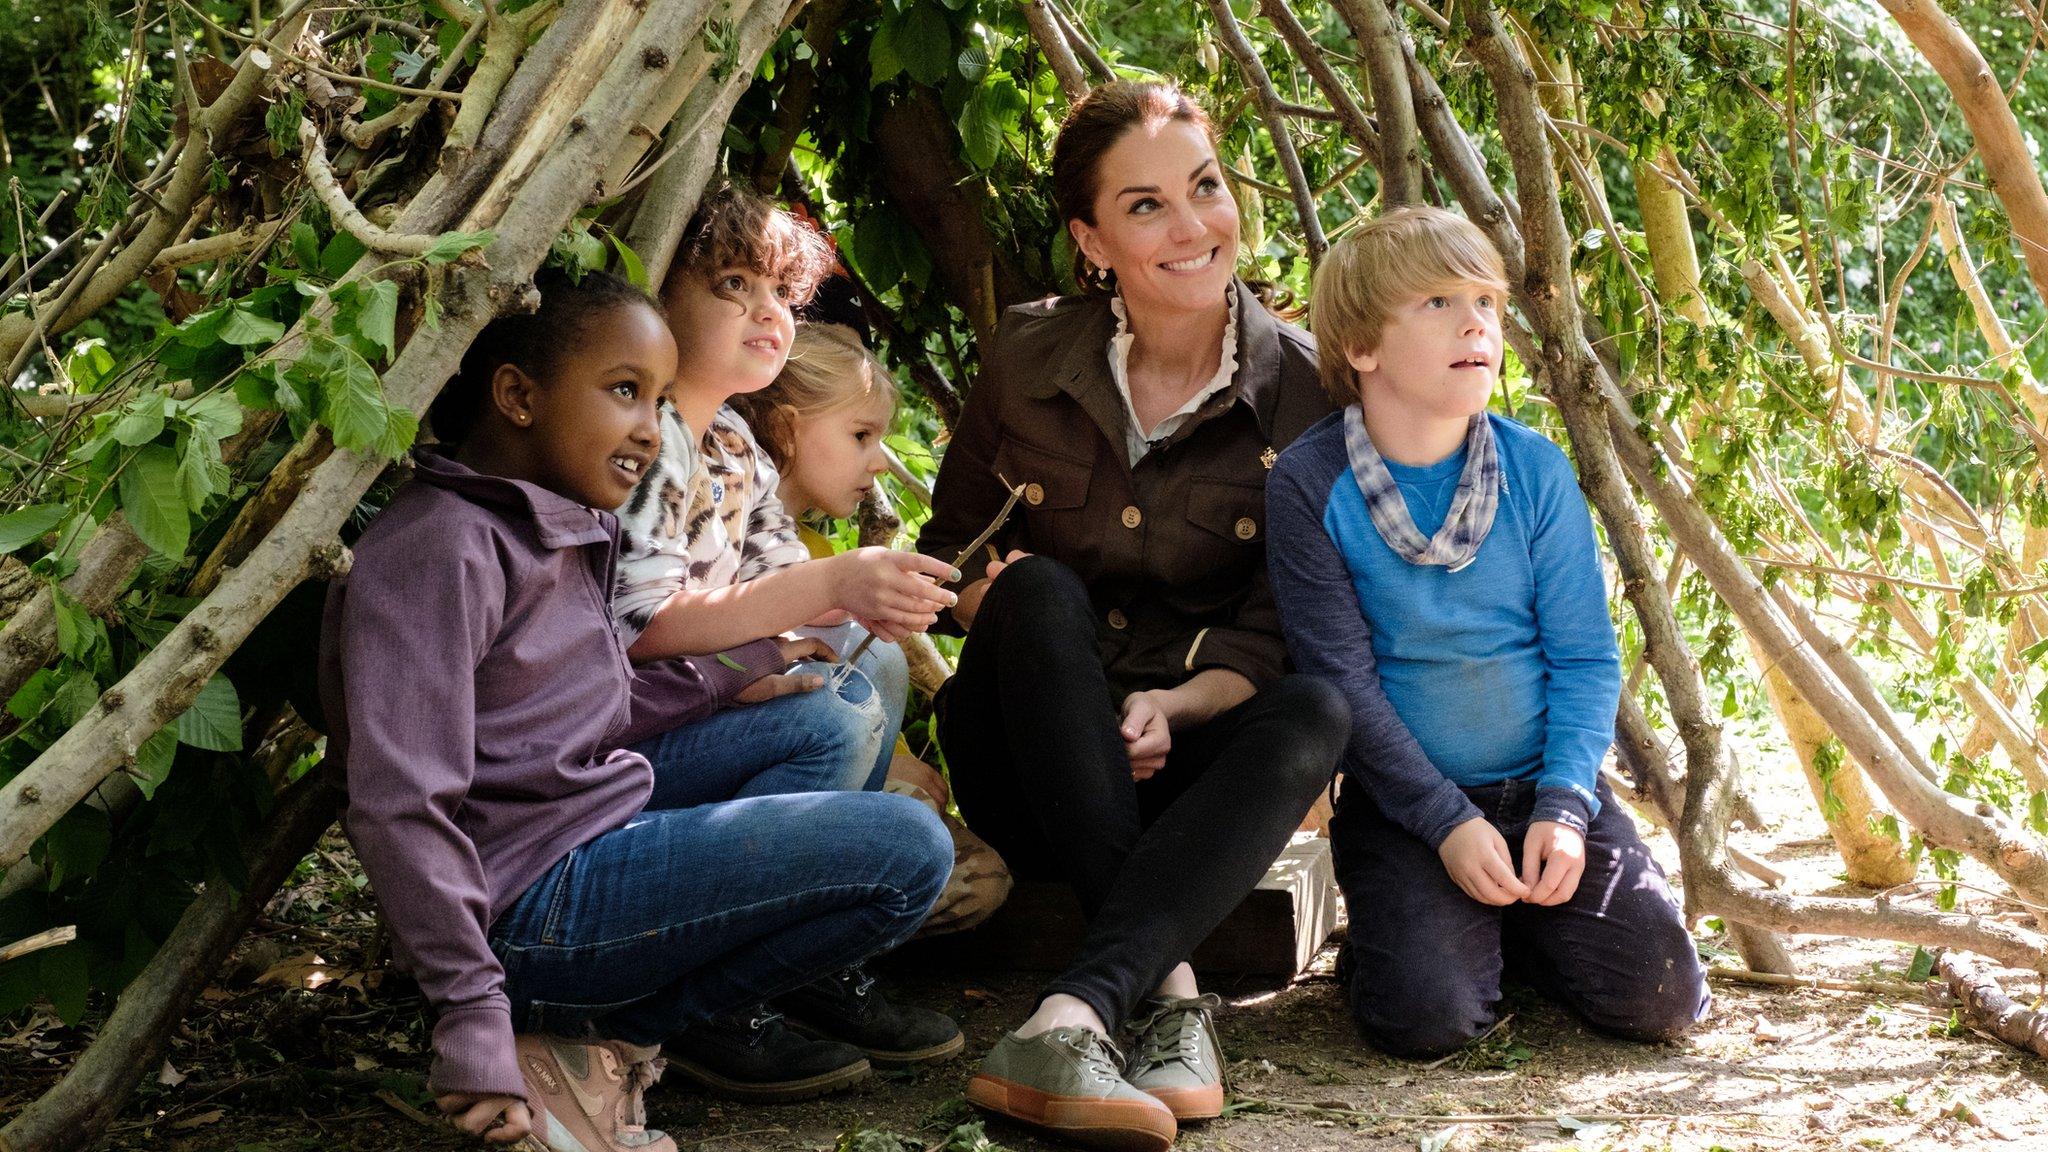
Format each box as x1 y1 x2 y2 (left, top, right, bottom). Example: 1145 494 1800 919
1267 206 1708 1057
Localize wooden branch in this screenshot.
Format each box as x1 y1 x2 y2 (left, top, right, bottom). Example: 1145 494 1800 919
442 0 562 164
1209 0 1327 262
1331 0 1421 204
1019 0 1089 101
143 219 284 274
1708 966 1930 998
0 0 744 874
1878 0 2048 312
0 925 76 964
1043 0 1113 83
1259 0 1380 165
1939 949 2048 1057
298 119 440 257
0 4 314 369
622 0 794 286
0 769 343 1152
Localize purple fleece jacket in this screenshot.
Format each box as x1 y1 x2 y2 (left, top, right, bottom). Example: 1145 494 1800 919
318 447 780 1098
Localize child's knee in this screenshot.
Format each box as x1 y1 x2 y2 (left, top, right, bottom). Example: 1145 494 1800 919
1579 952 1710 1043
1343 947 1499 1059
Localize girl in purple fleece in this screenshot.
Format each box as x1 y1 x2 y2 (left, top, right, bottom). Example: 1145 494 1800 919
321 271 950 1152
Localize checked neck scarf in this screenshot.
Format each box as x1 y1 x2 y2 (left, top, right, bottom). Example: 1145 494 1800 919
1343 406 1503 573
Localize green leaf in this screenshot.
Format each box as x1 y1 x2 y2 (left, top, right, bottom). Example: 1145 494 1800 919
38 944 91 1025
348 279 401 358
320 353 392 452
43 806 111 888
110 393 168 446
957 74 1024 170
424 229 494 265
119 444 191 558
218 307 286 347
179 391 244 440
606 232 649 290
0 504 68 554
374 407 420 460
716 653 747 671
291 220 322 269
895 4 953 85
174 675 243 752
868 16 903 85
52 590 104 663
132 727 178 800
1905 946 1935 983
176 429 228 511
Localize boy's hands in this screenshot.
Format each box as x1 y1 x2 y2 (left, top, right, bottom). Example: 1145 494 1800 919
734 636 834 704
831 548 959 642
1520 820 1585 905
1437 817 1529 906
950 550 1032 632
435 1093 530 1145
1120 690 1174 780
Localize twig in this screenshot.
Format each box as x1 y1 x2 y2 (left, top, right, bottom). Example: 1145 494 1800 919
1018 0 1089 101
1208 0 1326 261
1238 1098 1750 1124
1707 966 1929 998
0 925 76 963
841 477 1026 671
1417 1013 1512 1069
297 119 440 257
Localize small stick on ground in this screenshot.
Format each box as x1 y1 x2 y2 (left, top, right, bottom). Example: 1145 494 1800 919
1708 966 1931 998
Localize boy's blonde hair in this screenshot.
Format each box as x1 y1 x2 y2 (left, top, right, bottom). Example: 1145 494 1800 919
1309 206 1508 406
728 324 899 470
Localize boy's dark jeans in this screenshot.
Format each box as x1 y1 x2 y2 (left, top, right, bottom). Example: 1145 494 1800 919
937 556 1349 1031
1331 775 1709 1058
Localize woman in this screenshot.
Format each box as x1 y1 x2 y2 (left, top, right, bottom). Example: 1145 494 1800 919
919 81 1348 1152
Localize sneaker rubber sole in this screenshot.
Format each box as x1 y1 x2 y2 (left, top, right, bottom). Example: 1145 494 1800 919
1141 1083 1225 1122
667 1056 873 1103
966 1072 1176 1152
785 1018 966 1067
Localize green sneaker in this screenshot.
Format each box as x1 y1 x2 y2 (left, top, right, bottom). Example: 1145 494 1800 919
966 1027 1176 1152
1123 994 1225 1120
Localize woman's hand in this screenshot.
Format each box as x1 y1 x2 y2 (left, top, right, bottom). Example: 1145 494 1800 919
435 1093 531 1145
734 636 834 704
952 550 1032 632
1120 689 1174 780
831 548 959 642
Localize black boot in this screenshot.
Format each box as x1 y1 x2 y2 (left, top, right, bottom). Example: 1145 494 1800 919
666 1007 871 1102
776 964 964 1067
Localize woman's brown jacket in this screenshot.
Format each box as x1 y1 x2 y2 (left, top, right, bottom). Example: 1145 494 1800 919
919 282 1333 701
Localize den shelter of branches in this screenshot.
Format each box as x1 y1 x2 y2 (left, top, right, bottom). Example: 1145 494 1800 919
3 0 2048 1145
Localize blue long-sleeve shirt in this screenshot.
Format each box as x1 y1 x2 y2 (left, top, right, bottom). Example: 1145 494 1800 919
1266 410 1621 847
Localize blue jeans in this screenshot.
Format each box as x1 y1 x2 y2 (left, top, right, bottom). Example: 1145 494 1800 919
800 624 911 791
627 650 895 803
488 790 951 1044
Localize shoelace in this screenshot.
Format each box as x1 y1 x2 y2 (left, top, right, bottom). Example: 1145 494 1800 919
620 1053 666 1131
1047 1028 1130 1088
743 1007 785 1047
1129 994 1222 1076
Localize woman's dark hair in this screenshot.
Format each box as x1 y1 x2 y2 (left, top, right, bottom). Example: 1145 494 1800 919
428 268 655 444
1050 80 1216 295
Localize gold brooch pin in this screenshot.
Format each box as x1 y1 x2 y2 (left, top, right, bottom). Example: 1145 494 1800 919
1260 446 1277 470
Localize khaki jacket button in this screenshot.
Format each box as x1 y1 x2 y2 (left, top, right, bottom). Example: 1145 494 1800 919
1234 517 1257 540
1121 505 1143 529
1107 609 1129 630
1024 482 1045 506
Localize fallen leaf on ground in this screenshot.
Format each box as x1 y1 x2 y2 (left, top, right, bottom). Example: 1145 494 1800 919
157 1059 186 1087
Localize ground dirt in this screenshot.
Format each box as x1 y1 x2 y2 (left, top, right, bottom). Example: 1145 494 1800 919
5 750 2047 1151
